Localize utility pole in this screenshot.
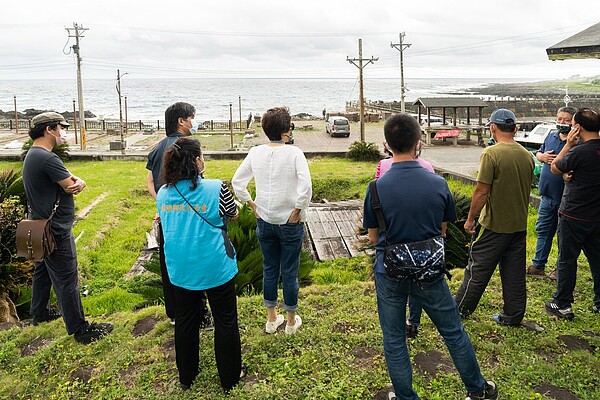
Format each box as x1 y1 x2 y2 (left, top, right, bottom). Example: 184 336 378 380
66 22 89 150
229 102 234 150
238 96 243 131
116 69 128 154
13 96 18 135
72 99 78 144
390 32 411 113
347 39 378 142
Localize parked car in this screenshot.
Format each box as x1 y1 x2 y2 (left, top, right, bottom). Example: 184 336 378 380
326 116 350 137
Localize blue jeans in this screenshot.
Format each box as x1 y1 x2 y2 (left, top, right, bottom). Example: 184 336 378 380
553 215 600 308
532 196 560 270
407 297 422 325
256 219 304 312
375 272 486 399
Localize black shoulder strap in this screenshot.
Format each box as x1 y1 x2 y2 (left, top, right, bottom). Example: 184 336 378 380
173 184 226 231
369 179 387 235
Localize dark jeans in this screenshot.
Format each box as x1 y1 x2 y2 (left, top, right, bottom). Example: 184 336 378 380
532 196 560 270
158 223 208 320
454 227 527 325
30 232 88 335
256 219 304 312
375 273 486 399
553 215 600 308
174 277 242 391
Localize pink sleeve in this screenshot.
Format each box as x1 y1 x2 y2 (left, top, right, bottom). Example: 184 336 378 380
375 161 383 179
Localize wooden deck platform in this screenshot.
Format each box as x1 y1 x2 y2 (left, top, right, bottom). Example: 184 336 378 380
305 200 370 261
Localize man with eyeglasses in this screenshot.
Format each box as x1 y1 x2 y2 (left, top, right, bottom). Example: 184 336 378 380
23 112 114 344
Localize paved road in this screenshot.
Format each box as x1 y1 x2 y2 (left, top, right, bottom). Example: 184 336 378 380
0 122 484 177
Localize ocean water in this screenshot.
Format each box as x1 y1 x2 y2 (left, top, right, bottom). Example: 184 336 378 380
0 77 526 121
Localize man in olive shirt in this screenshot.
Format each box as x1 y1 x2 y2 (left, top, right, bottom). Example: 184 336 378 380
454 109 534 326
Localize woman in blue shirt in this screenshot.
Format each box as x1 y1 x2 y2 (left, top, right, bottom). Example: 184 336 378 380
156 137 243 392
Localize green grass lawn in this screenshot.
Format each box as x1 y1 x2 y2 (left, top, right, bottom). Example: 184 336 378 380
1 159 599 399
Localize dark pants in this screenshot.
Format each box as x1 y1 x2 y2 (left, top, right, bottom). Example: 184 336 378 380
553 215 600 308
174 277 242 391
30 232 88 335
158 223 208 320
454 227 527 325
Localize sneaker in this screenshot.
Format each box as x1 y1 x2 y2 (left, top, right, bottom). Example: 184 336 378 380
388 392 397 400
545 301 575 320
199 314 214 331
592 305 600 313
169 318 176 326
406 323 419 338
265 315 284 334
74 322 114 344
548 268 557 281
285 315 302 335
32 307 62 326
526 265 545 277
466 380 498 400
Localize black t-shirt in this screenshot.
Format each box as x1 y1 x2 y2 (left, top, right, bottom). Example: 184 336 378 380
555 138 600 221
22 146 75 235
146 133 185 193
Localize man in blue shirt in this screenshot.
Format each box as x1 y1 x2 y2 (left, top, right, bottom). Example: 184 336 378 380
527 107 577 279
363 114 497 400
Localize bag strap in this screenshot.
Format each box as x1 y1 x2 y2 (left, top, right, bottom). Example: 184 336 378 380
369 179 387 235
48 194 60 220
173 184 226 231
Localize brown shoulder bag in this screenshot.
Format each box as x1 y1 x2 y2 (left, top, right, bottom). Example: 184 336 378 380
16 196 60 261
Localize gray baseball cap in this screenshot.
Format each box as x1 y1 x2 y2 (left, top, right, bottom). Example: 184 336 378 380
31 112 70 128
486 109 516 126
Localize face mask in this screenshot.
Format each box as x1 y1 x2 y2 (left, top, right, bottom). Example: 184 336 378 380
556 124 571 134
55 129 68 145
188 119 197 135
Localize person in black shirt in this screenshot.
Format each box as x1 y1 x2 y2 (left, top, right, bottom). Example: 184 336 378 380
545 107 600 320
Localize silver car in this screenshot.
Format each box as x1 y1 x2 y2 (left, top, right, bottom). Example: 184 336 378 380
326 116 350 137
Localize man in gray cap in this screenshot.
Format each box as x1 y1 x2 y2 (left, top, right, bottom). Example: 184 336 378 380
454 109 534 326
22 111 114 344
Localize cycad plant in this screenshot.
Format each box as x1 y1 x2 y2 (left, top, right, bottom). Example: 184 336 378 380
21 139 70 161
445 191 472 270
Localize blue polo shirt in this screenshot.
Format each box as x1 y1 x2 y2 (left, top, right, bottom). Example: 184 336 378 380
538 132 566 201
363 161 456 274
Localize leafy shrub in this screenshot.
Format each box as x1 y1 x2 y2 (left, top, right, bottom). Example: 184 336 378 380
21 139 70 161
0 169 26 206
445 191 471 270
346 141 381 162
312 177 371 202
0 197 29 284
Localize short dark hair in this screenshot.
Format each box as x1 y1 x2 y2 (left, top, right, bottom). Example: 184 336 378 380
165 102 195 135
493 123 517 133
28 122 59 140
574 107 600 133
383 114 421 154
261 107 291 141
558 106 577 116
162 137 202 190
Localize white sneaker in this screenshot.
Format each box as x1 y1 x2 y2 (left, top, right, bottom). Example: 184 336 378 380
388 392 397 400
265 315 284 334
169 318 176 326
285 315 302 335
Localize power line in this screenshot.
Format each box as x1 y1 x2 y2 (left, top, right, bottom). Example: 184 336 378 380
347 39 378 142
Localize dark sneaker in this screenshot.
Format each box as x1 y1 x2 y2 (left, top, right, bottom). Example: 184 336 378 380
199 313 214 331
545 301 575 320
526 265 545 278
32 307 62 326
593 305 600 313
406 323 419 338
466 380 498 400
548 268 557 281
74 322 114 344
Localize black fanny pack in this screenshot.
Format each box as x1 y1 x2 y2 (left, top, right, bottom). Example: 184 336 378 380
369 180 450 282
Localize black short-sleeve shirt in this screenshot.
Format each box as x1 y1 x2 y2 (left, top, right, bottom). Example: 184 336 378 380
146 133 185 193
555 138 600 221
22 146 74 235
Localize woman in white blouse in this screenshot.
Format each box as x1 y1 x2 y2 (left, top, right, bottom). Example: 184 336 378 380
232 107 312 335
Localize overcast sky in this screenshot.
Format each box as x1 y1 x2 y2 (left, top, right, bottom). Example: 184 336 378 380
1 0 598 81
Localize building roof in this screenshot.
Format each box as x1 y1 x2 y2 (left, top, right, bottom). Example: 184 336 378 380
546 22 600 60
413 97 488 108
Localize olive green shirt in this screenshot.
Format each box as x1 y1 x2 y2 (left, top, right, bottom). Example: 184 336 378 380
477 143 534 233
